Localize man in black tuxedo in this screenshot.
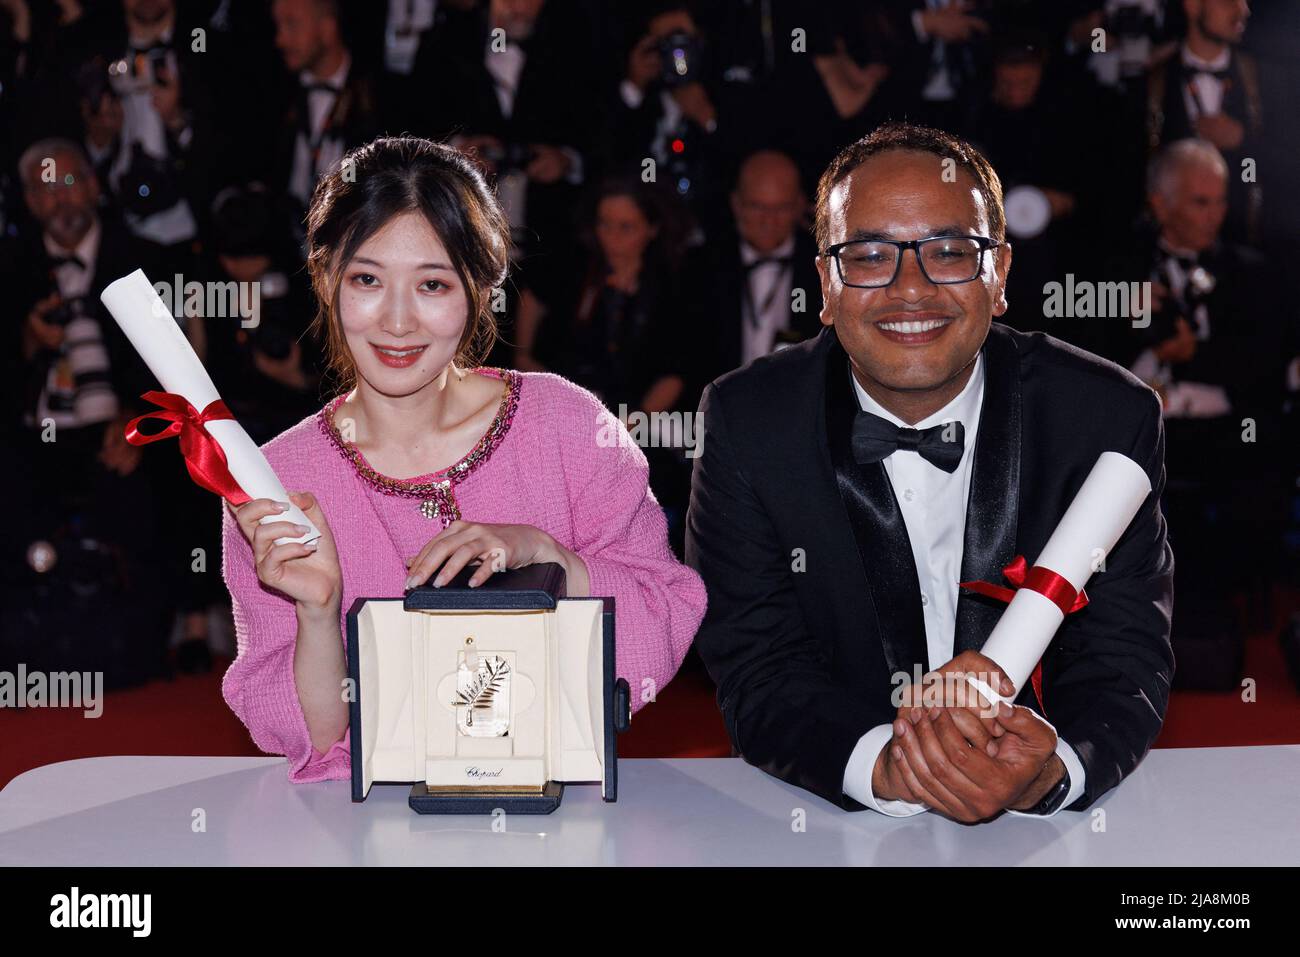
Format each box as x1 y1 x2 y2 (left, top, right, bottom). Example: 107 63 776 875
687 150 821 391
1146 0 1261 245
1100 139 1285 420
2 138 176 679
871 0 993 129
9 139 170 459
71 0 227 250
411 0 593 258
268 0 387 245
1095 138 1287 684
686 123 1175 822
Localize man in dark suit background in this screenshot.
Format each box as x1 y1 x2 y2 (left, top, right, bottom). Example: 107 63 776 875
1146 0 1261 244
70 0 228 251
1095 137 1287 687
686 123 1174 822
687 149 821 392
412 0 593 259
266 0 387 246
2 137 178 685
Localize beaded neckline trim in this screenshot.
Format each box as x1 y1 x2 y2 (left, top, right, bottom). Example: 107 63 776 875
317 368 520 520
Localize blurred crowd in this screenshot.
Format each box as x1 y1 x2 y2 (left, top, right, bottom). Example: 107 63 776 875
1 0 1297 690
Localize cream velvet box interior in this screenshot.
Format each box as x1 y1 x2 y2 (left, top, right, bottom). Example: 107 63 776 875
346 563 624 813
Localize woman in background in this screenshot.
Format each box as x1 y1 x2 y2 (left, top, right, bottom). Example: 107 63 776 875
513 177 695 550
513 177 689 419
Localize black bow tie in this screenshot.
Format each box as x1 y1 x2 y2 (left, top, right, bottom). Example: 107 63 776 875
745 254 793 271
852 409 966 473
1190 67 1230 82
49 253 86 270
302 81 341 95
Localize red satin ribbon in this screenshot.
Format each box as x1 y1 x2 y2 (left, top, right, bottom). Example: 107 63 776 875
959 554 1089 616
959 556 1090 716
124 390 250 505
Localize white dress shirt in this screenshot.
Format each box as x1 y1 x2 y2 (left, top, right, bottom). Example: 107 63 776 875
385 0 437 75
912 0 958 102
289 53 351 207
739 235 795 365
474 35 582 237
1180 43 1230 121
1129 240 1231 419
839 353 1088 817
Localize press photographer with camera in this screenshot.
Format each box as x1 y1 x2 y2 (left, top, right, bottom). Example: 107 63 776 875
410 0 591 258
2 137 178 686
200 183 322 448
1096 136 1288 688
74 0 222 250
608 3 725 226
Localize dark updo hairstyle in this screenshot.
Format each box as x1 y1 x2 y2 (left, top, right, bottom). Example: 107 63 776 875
305 136 511 393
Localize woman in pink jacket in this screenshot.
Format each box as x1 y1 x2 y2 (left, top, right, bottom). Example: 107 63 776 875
221 137 707 782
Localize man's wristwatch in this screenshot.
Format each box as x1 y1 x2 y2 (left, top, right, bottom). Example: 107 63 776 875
1022 766 1072 815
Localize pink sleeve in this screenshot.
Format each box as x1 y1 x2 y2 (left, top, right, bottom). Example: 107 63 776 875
565 410 708 715
220 502 351 783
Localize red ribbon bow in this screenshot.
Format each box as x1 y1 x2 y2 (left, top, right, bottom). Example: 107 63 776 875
124 391 250 505
959 556 1089 717
959 554 1089 617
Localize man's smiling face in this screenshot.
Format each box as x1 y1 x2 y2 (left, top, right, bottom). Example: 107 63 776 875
816 149 1012 398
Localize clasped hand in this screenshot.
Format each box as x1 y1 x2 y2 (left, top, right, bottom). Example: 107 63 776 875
872 651 1062 823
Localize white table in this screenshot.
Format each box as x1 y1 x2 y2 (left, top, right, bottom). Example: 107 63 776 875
2 747 1297 866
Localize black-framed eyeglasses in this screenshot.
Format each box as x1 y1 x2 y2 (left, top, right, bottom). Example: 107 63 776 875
822 235 1003 288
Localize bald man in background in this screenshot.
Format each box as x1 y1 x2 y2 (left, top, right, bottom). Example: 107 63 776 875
687 149 823 393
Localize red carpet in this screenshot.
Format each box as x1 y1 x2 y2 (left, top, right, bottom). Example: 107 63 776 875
3 612 1297 791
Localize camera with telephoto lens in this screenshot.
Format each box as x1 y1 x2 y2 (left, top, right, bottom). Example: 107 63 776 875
1106 2 1159 78
1106 3 1157 40
657 31 702 88
1140 263 1203 349
108 44 171 94
44 294 93 328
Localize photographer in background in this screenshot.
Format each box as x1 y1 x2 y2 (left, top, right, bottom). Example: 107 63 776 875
413 0 592 259
167 182 321 672
75 0 222 250
1100 137 1287 688
269 0 385 249
1146 0 1262 245
605 2 730 236
514 176 694 552
958 30 1088 343
1065 0 1168 93
2 136 175 687
201 183 321 448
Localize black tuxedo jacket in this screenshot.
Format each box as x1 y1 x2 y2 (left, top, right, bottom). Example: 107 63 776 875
1146 48 1263 241
686 228 823 388
4 216 175 431
685 322 1175 811
408 0 591 249
269 65 387 208
1095 239 1288 418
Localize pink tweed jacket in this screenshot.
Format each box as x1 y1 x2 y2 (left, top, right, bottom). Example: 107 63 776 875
219 368 707 782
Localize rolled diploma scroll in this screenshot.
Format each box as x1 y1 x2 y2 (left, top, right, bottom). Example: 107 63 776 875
965 451 1151 706
101 269 321 546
